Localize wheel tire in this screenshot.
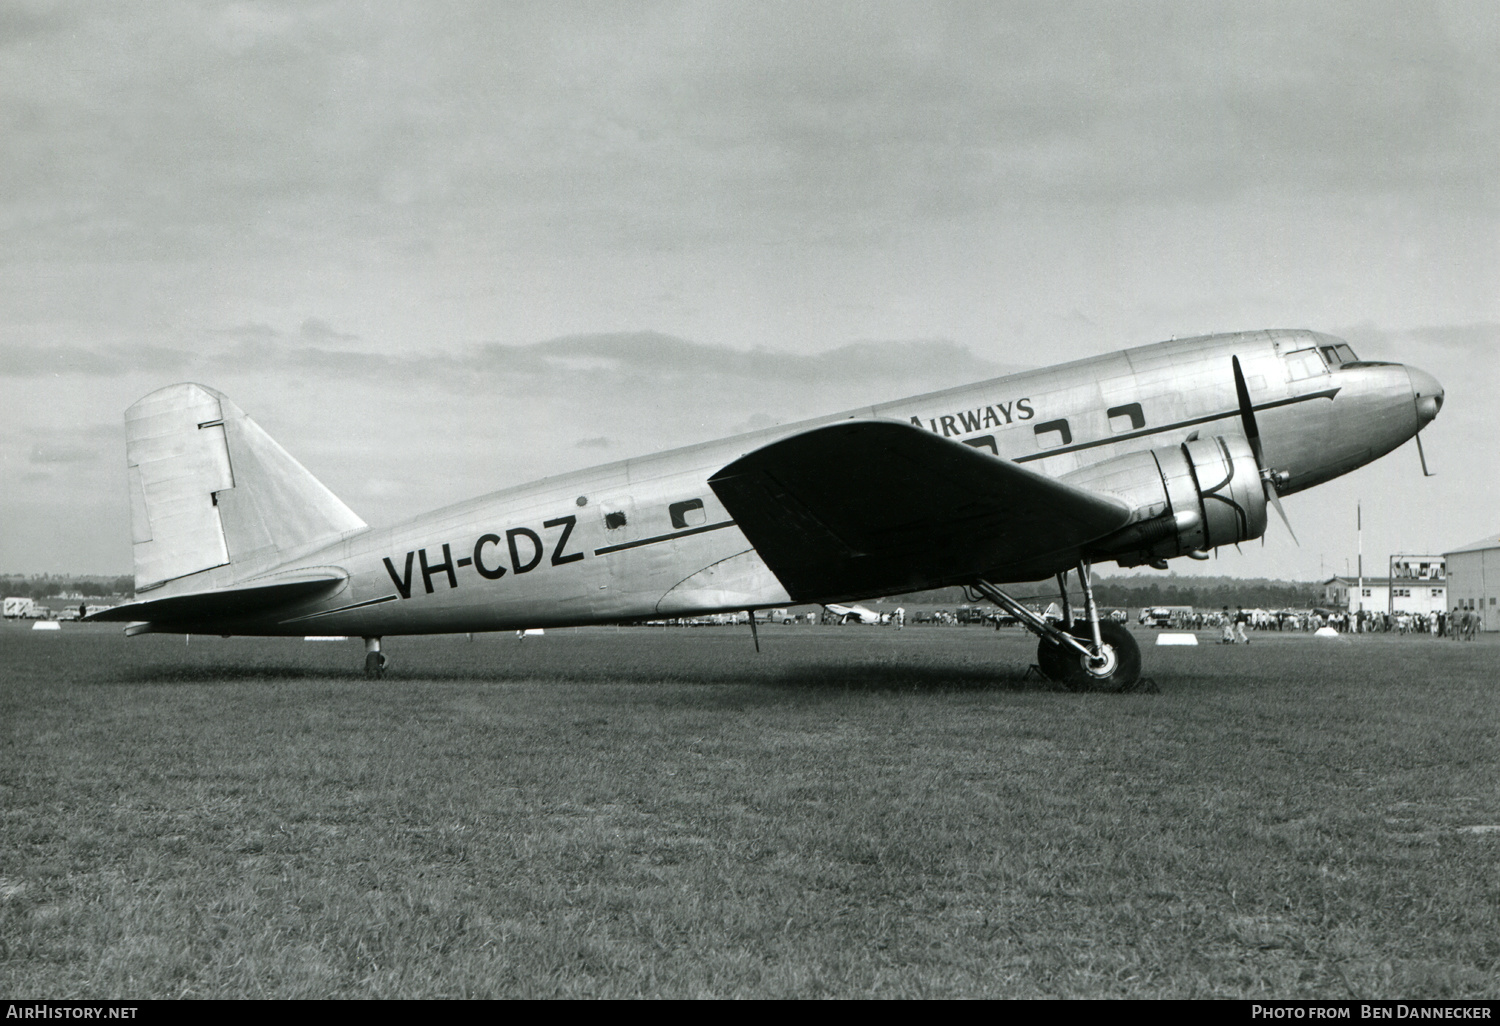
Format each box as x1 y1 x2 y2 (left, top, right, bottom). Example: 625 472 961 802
364 651 385 680
1035 620 1141 692
1036 628 1079 688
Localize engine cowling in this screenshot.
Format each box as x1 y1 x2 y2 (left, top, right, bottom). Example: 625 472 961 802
1060 435 1269 567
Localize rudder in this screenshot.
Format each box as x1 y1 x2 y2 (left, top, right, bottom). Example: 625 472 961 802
126 384 366 591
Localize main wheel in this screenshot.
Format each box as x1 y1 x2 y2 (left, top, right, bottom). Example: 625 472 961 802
364 651 386 680
1036 620 1141 692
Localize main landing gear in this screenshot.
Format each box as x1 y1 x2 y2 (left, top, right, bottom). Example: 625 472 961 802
971 562 1142 692
363 636 387 680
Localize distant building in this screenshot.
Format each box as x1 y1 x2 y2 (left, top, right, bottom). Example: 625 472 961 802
1388 554 1446 584
1324 576 1386 613
1386 554 1448 617
1443 533 1499 632
1323 571 1447 617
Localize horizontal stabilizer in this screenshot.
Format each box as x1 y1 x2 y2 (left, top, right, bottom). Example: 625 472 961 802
708 420 1132 600
85 570 346 624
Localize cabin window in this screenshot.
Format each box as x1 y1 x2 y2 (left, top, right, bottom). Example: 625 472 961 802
962 435 997 454
669 498 707 529
1283 348 1327 381
1033 419 1071 448
1106 403 1145 433
604 511 628 530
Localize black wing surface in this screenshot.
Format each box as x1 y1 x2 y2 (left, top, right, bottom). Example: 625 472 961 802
707 420 1132 601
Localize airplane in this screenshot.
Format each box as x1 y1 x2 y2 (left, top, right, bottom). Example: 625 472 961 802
88 328 1444 691
824 603 885 625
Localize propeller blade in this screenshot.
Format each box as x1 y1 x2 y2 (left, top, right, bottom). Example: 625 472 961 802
1415 433 1435 477
1268 490 1299 546
1233 354 1298 545
1231 355 1265 466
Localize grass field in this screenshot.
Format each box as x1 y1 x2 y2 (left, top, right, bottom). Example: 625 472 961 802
2 621 1498 999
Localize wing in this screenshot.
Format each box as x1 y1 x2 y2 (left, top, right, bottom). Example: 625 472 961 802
84 569 345 625
707 420 1132 601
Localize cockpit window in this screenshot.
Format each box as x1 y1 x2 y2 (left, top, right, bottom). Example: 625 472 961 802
1284 348 1328 380
1318 343 1359 367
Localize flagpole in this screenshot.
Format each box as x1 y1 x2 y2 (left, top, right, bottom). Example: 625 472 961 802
1356 501 1363 616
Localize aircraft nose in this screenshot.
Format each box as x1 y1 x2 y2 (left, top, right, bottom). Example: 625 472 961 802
1408 366 1444 424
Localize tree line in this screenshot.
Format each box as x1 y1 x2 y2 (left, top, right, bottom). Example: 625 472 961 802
884 574 1325 611
0 575 134 600
1090 578 1325 611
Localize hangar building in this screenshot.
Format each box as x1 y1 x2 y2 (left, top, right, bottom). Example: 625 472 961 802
1444 534 1499 632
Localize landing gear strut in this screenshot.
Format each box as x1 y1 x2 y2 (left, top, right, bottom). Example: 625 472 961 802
972 562 1141 692
363 636 387 680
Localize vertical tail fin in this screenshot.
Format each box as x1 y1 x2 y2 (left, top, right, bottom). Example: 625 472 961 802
126 384 366 591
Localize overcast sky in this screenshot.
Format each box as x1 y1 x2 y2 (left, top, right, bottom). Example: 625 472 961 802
3 1 1496 581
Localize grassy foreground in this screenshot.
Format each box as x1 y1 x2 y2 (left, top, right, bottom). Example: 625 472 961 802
1 622 1498 998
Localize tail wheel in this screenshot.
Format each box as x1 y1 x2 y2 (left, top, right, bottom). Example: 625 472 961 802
1036 620 1141 692
364 651 386 680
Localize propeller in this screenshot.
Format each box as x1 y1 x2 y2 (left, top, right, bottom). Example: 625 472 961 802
1415 433 1435 477
1232 355 1298 545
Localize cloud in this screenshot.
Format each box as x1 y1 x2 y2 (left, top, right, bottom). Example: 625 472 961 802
358 478 407 499
210 322 281 342
0 318 379 378
3 3 1494 270
574 437 610 449
28 442 96 464
1345 322 1500 354
1337 323 1500 388
0 343 193 377
465 332 1017 389
733 413 777 434
25 421 118 441
0 325 1022 405
299 317 360 343
0 3 73 55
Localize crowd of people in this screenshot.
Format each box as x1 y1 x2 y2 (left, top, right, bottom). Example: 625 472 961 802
1320 607 1483 639
1192 605 1485 642
1169 607 1330 634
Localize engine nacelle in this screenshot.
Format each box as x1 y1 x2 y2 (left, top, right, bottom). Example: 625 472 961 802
1060 435 1269 566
